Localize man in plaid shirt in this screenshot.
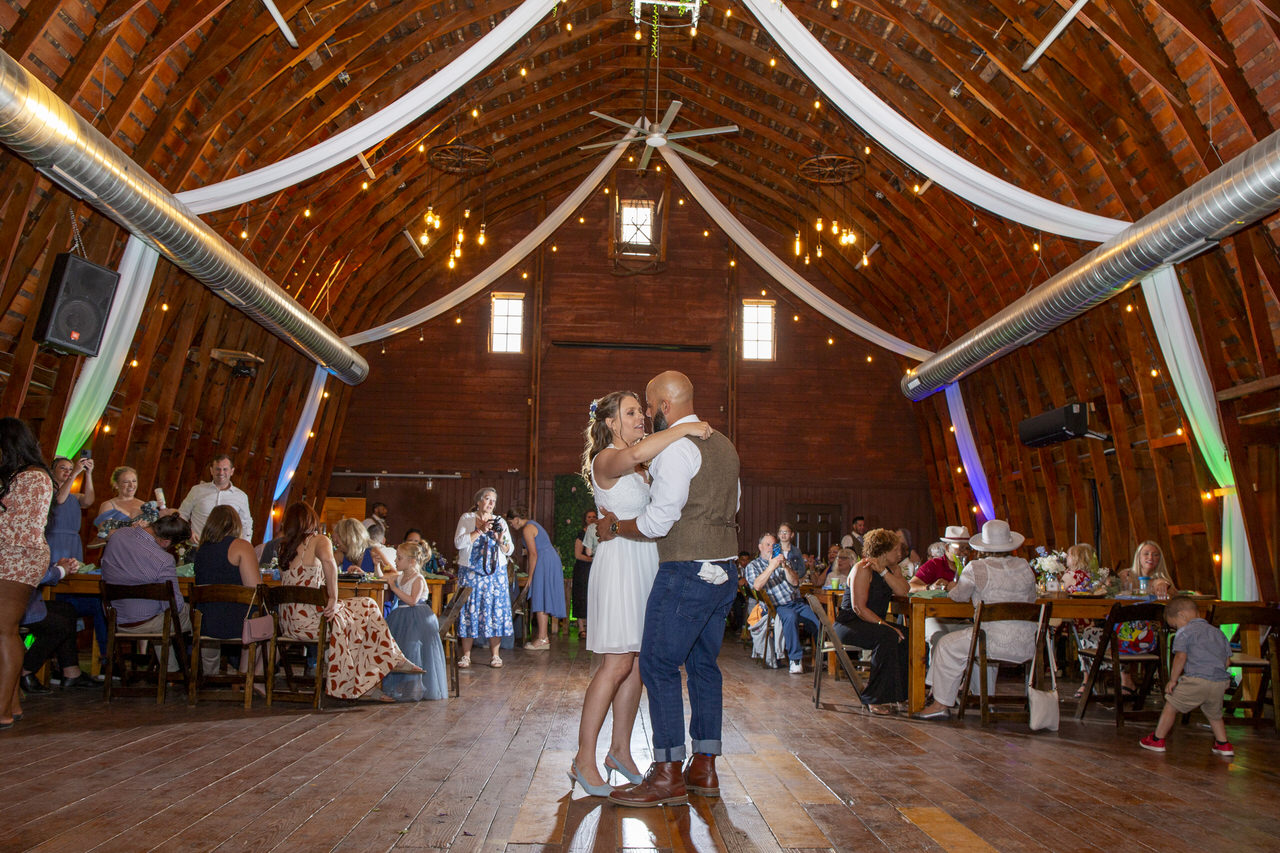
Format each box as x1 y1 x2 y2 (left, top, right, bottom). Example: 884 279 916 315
743 533 820 674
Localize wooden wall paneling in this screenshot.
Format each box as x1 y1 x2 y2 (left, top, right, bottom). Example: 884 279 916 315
1245 228 1280 309
914 397 951 530
162 302 225 503
1185 266 1279 601
972 375 1033 541
1014 355 1068 545
310 385 355 513
1034 336 1096 548
0 175 38 308
1227 235 1280 377
1083 319 1146 555
1062 325 1125 564
239 354 310 525
0 204 73 415
1 190 66 324
527 203 546 516
36 352 83 458
135 289 205 494
991 361 1050 549
1119 299 1184 583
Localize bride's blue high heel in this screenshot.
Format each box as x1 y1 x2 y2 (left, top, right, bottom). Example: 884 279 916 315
568 762 613 797
604 752 644 786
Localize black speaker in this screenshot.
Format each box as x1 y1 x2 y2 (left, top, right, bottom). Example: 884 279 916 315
33 253 120 357
1018 403 1090 448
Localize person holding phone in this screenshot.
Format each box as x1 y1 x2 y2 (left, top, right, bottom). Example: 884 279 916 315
743 532 820 675
45 453 95 567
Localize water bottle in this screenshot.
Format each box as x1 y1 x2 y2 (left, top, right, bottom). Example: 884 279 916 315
1139 575 1149 594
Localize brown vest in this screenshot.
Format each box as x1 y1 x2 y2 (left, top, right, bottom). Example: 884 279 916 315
656 431 740 563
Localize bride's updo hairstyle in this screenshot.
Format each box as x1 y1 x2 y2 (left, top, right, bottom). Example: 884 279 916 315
580 390 639 483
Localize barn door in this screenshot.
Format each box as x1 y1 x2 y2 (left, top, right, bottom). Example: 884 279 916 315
785 503 842 559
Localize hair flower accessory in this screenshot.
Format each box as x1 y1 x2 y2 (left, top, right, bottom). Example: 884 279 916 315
589 400 599 420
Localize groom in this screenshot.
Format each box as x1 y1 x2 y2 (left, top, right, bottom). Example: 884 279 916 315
598 370 740 807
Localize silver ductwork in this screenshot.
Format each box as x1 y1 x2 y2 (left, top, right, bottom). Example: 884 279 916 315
902 128 1280 401
0 49 368 385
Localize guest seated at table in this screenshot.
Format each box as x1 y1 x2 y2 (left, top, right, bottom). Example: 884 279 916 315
20 557 94 692
744 533 820 675
382 541 448 701
825 548 855 589
332 518 392 577
807 553 831 590
835 528 911 714
1074 540 1167 698
100 514 194 671
909 526 970 592
895 528 922 575
276 503 418 702
366 523 398 569
192 505 260 676
403 528 424 544
912 520 1039 721
94 466 146 532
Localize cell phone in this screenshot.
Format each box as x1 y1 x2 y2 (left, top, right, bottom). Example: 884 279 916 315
79 448 92 459
154 487 166 508
772 543 782 558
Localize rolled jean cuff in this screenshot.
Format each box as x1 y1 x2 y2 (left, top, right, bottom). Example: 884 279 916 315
652 744 687 763
691 739 721 755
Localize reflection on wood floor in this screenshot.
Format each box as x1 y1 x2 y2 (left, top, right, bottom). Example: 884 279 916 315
3 634 1277 852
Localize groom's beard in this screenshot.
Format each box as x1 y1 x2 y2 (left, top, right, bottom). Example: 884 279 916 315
652 410 669 432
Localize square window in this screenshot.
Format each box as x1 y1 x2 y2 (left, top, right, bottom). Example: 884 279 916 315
742 300 775 361
619 199 656 255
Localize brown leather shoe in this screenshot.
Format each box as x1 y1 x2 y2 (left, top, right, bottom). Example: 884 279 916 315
608 760 688 807
683 753 719 797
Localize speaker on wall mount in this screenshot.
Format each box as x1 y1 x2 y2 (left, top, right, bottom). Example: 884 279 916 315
1017 402 1109 448
33 253 120 357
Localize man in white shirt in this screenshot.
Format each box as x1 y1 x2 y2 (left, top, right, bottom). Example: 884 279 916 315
178 455 253 543
599 371 740 808
840 515 867 552
363 502 389 532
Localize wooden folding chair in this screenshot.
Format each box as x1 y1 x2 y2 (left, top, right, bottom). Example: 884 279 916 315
750 587 780 668
805 593 866 709
1210 603 1280 732
956 601 1051 725
438 585 472 698
1074 601 1169 727
263 585 329 709
101 579 191 704
188 584 268 708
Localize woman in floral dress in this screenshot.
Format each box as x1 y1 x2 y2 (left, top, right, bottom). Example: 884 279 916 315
452 487 514 669
276 502 417 701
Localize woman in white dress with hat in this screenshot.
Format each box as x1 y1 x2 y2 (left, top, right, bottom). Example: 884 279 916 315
569 390 711 796
912 519 1040 721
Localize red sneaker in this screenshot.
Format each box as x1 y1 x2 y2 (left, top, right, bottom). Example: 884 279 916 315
1211 741 1234 757
1139 733 1166 752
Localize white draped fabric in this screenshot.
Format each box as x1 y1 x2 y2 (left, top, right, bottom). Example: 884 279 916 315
944 383 995 523
738 0 1127 244
1141 267 1255 600
55 239 159 457
658 146 933 361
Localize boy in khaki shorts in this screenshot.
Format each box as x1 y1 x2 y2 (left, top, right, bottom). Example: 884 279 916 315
1140 596 1234 757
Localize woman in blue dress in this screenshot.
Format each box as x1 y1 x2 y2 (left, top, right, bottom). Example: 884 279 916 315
45 456 94 565
506 506 566 650
452 487 514 669
383 541 448 700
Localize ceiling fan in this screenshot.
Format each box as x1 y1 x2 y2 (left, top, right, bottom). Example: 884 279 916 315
578 100 738 170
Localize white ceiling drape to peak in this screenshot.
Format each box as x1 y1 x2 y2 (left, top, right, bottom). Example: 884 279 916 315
656 146 934 361
738 0 1128 244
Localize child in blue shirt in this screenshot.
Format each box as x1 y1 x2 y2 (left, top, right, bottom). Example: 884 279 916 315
1139 596 1233 757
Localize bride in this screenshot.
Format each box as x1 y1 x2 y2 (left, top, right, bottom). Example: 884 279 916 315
569 390 711 796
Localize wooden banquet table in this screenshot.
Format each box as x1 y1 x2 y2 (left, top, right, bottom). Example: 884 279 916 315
810 588 1223 713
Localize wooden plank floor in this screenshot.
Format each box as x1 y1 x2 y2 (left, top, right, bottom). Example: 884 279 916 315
3 636 1278 852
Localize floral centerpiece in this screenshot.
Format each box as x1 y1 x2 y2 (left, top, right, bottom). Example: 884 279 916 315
1031 547 1067 590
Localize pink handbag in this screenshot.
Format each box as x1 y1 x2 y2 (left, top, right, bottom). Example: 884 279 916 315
241 588 274 643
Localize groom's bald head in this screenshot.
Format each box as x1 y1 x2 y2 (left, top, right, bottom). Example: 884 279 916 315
646 370 695 431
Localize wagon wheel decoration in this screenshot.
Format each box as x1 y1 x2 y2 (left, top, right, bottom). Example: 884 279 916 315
428 142 495 174
797 153 864 184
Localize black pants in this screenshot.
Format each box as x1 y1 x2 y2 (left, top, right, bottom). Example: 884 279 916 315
23 599 80 673
833 617 909 705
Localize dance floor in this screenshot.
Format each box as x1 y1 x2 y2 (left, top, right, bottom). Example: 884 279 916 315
3 636 1278 852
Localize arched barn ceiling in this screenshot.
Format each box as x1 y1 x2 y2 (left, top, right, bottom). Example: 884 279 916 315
4 0 1275 348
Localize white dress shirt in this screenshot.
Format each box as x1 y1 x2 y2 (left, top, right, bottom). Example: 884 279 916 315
453 511 514 568
635 414 740 560
178 481 253 543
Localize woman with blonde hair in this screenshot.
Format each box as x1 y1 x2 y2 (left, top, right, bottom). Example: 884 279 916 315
569 390 710 796
332 517 392 577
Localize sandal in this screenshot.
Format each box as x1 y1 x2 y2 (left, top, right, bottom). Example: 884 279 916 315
457 655 471 669
359 686 396 703
489 656 504 668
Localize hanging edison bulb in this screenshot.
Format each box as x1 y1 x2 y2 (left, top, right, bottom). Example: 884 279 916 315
477 224 486 246
419 233 429 245
830 220 838 234
803 253 810 265
794 231 801 256
815 217 823 231
447 256 456 269
815 243 822 258
454 244 462 258
425 206 434 223
456 227 465 243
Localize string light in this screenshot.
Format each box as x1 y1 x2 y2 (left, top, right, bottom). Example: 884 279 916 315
419 329 425 342
815 217 822 231
803 253 809 265
579 216 585 223
1150 368 1159 377
322 391 330 398
678 198 684 205
551 245 558 252
815 244 822 258
130 359 138 367
760 289 767 296
161 303 169 311
972 505 979 514
864 145 870 155
1176 427 1183 436
813 99 821 110
361 181 368 190
520 67 527 77
103 424 111 433
793 314 800 322
690 26 697 36
1203 491 1214 501
448 256 456 269
726 8 731 16
729 259 736 267
794 231 801 256
566 21 572 31
862 254 870 266
303 207 311 218
1032 242 1040 252
418 143 425 153
956 466 963 473
827 337 834 345
1125 304 1134 312
240 229 248 239
419 233 429 245
830 0 838 7
635 28 642 39
769 57 776 67
1213 553 1221 564
478 224 486 246
522 271 528 279
866 355 873 362
308 431 315 438
949 425 955 432
704 229 710 237
455 317 462 324
471 108 478 118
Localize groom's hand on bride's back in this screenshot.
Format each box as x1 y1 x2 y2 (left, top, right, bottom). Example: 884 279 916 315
597 511 619 541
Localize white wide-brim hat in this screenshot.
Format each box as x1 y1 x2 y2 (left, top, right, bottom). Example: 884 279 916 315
940 525 971 544
969 519 1025 553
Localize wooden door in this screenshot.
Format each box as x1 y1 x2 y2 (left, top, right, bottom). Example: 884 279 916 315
785 503 842 558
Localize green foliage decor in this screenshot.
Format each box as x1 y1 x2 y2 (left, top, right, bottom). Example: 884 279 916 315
553 473 595 579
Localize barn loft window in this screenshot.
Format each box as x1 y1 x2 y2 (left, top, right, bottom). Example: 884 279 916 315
618 199 657 255
490 293 524 353
742 299 775 360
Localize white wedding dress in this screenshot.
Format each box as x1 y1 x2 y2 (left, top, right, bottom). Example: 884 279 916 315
587 459 659 654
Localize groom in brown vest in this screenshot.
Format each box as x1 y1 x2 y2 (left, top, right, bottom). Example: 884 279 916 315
598 370 740 807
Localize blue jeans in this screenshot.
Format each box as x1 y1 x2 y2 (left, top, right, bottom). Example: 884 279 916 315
776 600 820 662
639 560 738 763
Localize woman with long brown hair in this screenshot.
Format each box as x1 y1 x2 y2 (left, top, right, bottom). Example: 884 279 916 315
276 502 418 702
569 390 709 796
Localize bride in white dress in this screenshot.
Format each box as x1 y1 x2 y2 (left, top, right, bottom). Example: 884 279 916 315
570 390 711 796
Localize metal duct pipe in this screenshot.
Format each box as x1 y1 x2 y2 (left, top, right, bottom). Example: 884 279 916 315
0 50 368 385
902 128 1280 401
